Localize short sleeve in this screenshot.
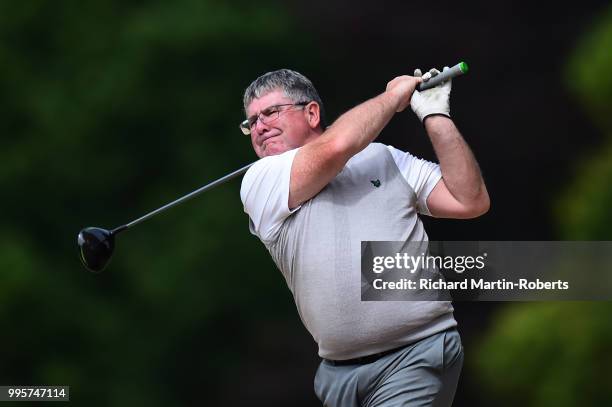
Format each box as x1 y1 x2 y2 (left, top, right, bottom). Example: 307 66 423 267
386 145 442 215
240 148 301 244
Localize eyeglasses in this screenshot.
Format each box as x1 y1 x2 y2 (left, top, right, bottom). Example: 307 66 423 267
240 102 309 135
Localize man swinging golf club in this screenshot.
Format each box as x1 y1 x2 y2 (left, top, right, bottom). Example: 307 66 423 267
239 67 489 406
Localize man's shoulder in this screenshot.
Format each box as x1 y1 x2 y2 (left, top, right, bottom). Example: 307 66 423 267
243 148 300 184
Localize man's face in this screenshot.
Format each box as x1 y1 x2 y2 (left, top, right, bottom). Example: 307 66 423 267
245 89 312 158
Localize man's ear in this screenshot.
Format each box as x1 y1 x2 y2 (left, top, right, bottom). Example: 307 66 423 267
304 102 321 129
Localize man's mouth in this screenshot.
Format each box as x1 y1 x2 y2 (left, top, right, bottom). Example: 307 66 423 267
260 134 280 149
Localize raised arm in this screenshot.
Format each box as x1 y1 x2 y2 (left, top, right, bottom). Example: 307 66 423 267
289 76 422 209
409 67 489 219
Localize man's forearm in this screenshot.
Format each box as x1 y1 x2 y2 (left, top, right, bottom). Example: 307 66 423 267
425 115 488 206
319 91 401 159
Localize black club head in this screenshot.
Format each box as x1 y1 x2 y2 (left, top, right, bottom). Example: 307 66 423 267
77 227 115 273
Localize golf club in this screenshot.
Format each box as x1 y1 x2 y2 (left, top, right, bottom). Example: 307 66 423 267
78 61 467 273
77 162 253 273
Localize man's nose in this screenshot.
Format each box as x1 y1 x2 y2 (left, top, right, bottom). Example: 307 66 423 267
254 117 270 134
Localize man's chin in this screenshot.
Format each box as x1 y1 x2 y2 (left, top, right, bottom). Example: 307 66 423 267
261 143 288 157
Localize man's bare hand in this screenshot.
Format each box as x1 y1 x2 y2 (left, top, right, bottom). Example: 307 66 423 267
385 75 423 112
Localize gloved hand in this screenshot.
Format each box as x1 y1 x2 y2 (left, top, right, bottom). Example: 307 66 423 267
410 67 452 122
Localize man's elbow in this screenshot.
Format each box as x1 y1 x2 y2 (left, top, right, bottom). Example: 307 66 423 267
465 191 490 218
325 133 358 162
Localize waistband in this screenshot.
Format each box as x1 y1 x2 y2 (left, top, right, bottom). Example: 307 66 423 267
323 327 456 366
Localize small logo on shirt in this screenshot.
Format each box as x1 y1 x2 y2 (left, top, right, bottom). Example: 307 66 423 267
370 179 381 188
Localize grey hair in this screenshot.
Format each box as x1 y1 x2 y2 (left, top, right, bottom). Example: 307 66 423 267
243 69 326 127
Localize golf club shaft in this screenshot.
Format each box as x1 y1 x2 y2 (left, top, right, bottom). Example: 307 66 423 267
416 61 468 91
111 162 254 235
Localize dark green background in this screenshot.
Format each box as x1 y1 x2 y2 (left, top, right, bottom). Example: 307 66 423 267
1 0 611 405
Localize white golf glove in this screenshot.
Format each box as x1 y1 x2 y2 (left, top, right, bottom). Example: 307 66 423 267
410 67 451 122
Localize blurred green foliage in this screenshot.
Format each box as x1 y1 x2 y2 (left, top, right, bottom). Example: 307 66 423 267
472 5 612 406
556 4 612 239
565 5 612 134
0 0 318 405
474 302 612 407
555 143 612 239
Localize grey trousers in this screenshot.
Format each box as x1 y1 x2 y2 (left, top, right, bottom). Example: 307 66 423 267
314 328 464 407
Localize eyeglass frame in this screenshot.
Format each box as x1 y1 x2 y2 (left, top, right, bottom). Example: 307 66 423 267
240 101 310 135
